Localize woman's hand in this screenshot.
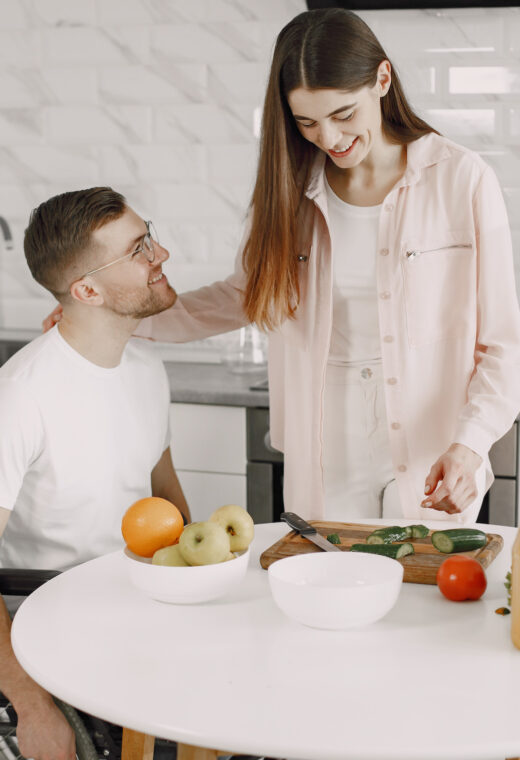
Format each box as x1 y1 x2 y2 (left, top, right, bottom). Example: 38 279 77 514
421 443 482 514
42 304 63 332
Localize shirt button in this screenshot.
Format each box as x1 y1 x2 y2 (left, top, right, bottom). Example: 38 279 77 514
387 377 398 385
380 291 391 299
391 422 401 430
379 248 389 256
384 203 394 212
383 335 394 343
398 464 407 473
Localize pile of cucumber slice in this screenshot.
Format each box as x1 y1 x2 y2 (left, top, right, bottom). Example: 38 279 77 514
352 525 487 559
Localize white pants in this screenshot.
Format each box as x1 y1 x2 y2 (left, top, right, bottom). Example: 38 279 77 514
322 362 401 522
322 361 487 524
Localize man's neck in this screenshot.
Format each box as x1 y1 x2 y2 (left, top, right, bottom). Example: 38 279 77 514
57 310 140 368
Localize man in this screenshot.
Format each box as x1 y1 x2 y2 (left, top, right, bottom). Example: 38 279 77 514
0 188 190 760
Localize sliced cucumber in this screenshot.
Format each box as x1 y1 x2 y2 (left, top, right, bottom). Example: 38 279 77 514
366 526 409 544
408 524 429 539
350 543 414 559
327 533 341 545
431 528 487 554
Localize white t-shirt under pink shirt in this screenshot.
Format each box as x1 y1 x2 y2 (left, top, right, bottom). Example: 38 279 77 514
324 174 382 366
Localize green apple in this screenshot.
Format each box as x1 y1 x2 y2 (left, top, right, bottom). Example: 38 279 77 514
152 544 190 566
178 521 231 566
209 504 254 552
222 552 236 562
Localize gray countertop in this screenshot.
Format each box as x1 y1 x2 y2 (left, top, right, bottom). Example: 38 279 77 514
164 361 269 407
0 334 269 408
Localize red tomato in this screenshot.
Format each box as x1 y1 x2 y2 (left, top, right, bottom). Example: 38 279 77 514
436 556 487 601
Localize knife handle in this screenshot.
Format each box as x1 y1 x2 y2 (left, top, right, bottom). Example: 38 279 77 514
280 512 316 534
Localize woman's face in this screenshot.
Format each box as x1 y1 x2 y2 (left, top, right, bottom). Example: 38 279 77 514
287 62 391 169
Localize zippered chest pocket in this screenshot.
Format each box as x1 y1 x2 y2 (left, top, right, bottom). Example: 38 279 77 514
401 233 476 348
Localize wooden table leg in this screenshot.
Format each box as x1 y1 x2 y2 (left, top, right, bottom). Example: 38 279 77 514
121 727 155 760
177 742 220 760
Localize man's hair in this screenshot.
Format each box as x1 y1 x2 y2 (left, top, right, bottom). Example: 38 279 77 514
24 187 126 300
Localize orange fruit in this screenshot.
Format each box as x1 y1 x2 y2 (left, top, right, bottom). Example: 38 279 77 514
122 497 184 558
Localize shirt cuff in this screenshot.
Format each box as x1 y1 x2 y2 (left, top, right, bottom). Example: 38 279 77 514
452 420 496 461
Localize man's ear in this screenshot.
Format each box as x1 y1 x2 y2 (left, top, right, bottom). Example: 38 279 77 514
69 278 104 306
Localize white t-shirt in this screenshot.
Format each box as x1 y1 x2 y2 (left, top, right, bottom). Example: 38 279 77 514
0 326 170 571
325 176 382 365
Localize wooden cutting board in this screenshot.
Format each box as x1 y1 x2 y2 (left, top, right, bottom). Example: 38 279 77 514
260 521 504 584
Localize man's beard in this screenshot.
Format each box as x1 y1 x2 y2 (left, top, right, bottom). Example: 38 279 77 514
103 280 177 320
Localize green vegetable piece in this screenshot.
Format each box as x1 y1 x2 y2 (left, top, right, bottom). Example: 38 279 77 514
408 524 429 539
350 543 414 559
431 528 487 554
367 526 408 544
505 569 512 606
327 533 341 545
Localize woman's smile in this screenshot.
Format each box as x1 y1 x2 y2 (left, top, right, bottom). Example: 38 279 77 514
328 137 360 158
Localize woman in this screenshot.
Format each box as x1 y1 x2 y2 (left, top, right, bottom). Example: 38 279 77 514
46 8 520 523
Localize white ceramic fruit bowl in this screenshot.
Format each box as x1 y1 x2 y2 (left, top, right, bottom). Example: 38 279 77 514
268 551 403 630
123 546 250 604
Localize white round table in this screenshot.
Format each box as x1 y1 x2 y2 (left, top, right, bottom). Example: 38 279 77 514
11 520 520 760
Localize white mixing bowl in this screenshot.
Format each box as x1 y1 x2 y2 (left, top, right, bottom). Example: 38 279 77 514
124 546 250 604
268 551 403 629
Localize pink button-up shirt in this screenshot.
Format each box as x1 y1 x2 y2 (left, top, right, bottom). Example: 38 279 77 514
139 133 520 522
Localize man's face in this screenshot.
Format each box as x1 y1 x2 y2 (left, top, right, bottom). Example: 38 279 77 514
87 207 177 319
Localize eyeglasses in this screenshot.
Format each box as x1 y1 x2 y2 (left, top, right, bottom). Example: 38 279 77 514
79 220 159 279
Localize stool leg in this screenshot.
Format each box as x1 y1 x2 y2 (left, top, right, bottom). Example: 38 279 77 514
177 742 220 760
121 727 155 760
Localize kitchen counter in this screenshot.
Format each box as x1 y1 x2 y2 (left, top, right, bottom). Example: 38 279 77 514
164 361 268 407
0 334 269 408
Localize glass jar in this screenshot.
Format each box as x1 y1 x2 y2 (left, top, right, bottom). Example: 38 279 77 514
220 326 267 375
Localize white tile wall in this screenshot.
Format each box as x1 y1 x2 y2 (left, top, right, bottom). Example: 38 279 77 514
0 1 519 331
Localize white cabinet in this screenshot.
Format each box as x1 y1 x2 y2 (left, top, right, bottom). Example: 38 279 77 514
169 403 247 522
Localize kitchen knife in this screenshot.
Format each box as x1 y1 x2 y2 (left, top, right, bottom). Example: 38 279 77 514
280 512 342 552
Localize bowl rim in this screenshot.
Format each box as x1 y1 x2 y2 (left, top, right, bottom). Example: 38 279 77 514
123 545 250 568
267 550 404 586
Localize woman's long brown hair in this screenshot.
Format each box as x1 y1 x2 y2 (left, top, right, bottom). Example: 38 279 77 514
242 8 438 330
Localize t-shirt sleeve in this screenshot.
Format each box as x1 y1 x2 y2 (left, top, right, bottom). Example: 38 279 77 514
0 379 44 510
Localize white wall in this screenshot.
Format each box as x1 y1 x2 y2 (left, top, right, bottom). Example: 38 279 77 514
0 1 518 332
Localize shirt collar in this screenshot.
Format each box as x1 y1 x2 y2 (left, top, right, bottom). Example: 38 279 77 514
305 132 454 202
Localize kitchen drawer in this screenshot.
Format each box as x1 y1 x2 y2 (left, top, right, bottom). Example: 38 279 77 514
489 422 518 478
169 403 246 474
176 470 247 522
488 477 517 527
